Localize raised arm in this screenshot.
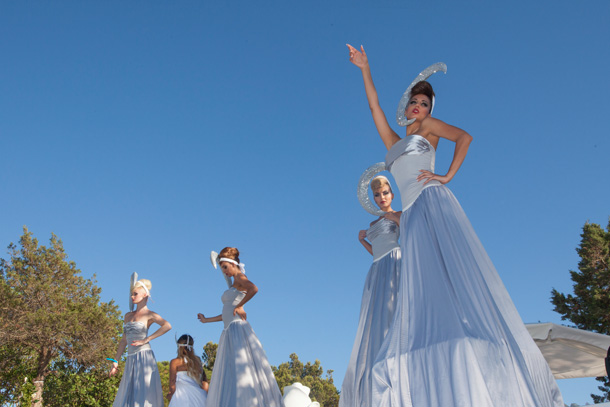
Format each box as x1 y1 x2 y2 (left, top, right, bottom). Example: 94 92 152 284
417 118 473 185
347 44 400 150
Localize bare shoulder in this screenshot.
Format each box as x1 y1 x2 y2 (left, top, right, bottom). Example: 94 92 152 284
234 273 256 291
425 116 470 143
124 311 135 322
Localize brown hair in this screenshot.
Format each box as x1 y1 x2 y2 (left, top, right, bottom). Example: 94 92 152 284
218 247 240 264
410 81 435 106
176 334 206 387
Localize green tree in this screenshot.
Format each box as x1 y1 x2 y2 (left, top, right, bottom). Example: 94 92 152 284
201 341 217 381
42 359 122 407
158 360 170 407
0 228 122 407
272 353 340 407
0 343 37 404
551 219 610 403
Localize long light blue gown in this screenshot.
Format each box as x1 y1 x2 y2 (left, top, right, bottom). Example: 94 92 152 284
369 135 563 406
340 217 402 407
113 321 164 407
206 287 284 407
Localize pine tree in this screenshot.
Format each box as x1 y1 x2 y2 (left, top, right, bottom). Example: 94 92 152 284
551 219 610 404
0 227 122 407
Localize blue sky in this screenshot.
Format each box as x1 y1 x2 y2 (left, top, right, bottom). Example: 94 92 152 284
1 1 609 405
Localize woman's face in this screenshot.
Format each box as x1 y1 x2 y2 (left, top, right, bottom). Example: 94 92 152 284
373 184 393 211
131 286 148 305
405 94 432 120
220 261 240 277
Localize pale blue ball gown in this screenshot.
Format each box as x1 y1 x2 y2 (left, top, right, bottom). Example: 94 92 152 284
112 321 164 407
367 134 563 406
168 370 207 407
340 217 402 407
206 287 284 407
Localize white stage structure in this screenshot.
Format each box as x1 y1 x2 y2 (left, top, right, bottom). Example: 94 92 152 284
527 323 610 379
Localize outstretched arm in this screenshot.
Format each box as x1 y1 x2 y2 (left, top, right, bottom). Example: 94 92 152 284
197 313 222 323
347 44 400 150
417 118 473 185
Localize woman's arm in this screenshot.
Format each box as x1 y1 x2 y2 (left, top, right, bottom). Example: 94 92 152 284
166 359 178 401
108 334 127 377
232 274 258 320
359 230 373 256
418 118 473 185
131 312 171 346
202 380 209 392
197 313 222 323
347 44 400 150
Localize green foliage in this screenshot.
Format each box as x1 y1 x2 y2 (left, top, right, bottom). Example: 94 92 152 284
0 227 123 406
551 219 610 404
272 353 340 407
42 359 122 407
0 344 37 404
157 360 170 407
201 341 217 381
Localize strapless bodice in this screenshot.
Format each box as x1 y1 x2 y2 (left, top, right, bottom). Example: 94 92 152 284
385 135 441 211
367 217 400 261
221 288 246 329
124 321 151 355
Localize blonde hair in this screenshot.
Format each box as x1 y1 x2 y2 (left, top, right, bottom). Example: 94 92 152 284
370 176 392 193
131 279 152 296
176 334 206 387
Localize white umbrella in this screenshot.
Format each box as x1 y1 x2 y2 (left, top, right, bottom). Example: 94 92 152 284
526 322 610 379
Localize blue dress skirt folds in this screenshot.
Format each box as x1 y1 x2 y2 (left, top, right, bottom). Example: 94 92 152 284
343 135 563 407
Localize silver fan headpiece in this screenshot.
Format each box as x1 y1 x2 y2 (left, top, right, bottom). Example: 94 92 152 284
396 62 447 127
357 162 389 216
129 272 138 312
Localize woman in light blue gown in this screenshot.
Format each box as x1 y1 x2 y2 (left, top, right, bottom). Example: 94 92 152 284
346 44 563 407
340 175 402 407
110 278 172 407
167 334 208 407
197 247 284 407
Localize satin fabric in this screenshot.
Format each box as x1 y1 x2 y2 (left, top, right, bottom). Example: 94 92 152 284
340 217 402 407
168 371 207 407
206 288 284 407
369 135 563 406
113 322 164 407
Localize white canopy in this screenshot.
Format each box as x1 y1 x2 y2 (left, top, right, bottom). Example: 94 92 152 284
526 322 610 379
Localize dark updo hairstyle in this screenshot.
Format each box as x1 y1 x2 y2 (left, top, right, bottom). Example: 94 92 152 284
218 247 240 264
410 81 435 106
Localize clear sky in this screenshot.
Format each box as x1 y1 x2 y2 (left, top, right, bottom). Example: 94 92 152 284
1 1 609 405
